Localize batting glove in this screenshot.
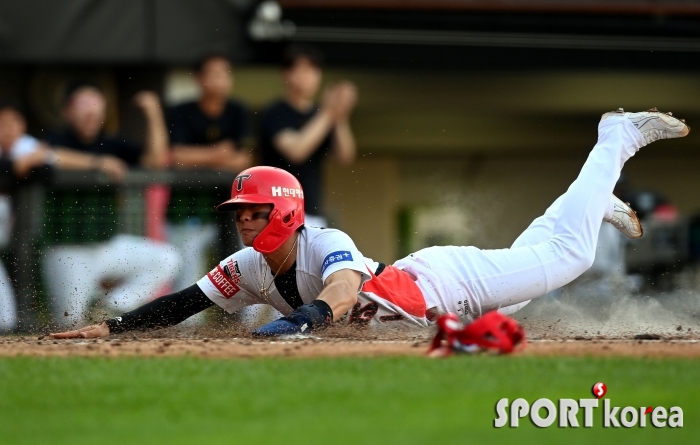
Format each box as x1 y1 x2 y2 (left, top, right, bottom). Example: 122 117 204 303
252 300 333 337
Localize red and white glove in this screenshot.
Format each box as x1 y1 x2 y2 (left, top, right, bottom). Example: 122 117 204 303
427 311 526 357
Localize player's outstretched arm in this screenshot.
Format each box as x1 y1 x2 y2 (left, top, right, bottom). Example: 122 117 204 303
50 322 110 339
49 284 214 339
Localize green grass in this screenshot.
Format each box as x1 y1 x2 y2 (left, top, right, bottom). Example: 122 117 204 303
0 356 697 444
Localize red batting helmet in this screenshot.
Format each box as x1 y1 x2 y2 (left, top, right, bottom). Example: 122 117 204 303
217 166 305 254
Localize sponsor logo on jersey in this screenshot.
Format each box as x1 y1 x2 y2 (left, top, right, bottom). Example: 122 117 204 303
223 259 242 284
207 264 240 299
271 186 304 198
456 300 471 317
321 251 353 274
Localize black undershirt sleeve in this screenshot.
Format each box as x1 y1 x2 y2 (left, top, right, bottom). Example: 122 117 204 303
105 284 214 334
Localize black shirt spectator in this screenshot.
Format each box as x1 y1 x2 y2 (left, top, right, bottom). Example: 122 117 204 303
258 45 357 222
40 84 169 244
168 100 249 147
165 100 250 224
260 100 333 216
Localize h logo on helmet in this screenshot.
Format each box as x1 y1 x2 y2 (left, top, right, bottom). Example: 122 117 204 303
234 174 251 192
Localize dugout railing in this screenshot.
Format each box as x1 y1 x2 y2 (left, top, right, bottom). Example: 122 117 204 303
3 169 239 332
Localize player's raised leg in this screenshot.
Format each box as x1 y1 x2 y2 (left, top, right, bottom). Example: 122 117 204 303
395 109 689 319
511 193 642 251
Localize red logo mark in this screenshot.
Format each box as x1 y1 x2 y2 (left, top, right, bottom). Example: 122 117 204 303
592 382 607 399
349 302 379 325
644 406 653 415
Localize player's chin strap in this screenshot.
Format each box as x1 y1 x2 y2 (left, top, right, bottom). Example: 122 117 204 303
251 300 333 337
427 311 527 357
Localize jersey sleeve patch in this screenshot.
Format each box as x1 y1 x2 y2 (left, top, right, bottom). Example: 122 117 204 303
321 251 353 274
206 263 241 299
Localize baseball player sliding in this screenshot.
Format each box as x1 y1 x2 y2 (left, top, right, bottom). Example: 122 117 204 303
51 108 689 340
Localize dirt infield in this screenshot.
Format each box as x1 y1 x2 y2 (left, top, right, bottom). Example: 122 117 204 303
3 289 699 360
1 336 700 359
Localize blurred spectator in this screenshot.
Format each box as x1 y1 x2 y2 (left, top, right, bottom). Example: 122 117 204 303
0 102 56 331
166 55 251 291
41 84 181 328
0 103 55 178
168 55 251 171
260 45 357 226
46 83 168 176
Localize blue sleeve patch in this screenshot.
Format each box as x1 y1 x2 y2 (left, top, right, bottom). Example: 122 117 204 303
321 251 354 274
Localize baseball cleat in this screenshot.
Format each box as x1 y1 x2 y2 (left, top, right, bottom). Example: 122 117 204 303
601 107 690 144
605 194 643 239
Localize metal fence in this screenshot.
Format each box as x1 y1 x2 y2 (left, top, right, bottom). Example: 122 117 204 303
3 168 239 331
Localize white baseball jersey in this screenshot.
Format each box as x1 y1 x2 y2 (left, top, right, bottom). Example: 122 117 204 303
197 226 429 328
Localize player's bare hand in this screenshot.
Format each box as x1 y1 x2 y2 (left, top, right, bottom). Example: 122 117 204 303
49 322 110 339
97 155 128 180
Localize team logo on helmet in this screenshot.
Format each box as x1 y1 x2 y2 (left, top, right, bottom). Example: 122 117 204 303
234 174 251 192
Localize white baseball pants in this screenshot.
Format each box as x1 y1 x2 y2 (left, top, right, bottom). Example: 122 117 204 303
394 117 645 319
43 234 182 327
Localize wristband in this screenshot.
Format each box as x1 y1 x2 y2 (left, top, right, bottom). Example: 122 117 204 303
105 316 129 334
